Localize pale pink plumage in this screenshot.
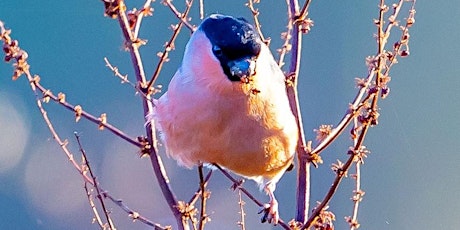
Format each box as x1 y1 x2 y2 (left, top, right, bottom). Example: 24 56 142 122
151 16 298 224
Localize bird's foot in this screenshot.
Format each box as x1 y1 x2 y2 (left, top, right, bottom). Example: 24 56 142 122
259 200 279 225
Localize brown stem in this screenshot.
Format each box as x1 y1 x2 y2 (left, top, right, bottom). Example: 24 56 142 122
198 165 208 230
75 133 115 230
33 80 142 148
246 0 268 44
113 1 184 229
163 0 196 32
213 164 291 230
147 0 194 91
285 0 312 223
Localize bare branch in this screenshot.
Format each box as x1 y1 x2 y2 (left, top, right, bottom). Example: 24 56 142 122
103 191 172 230
1 22 168 229
197 165 210 230
199 0 204 19
246 0 269 44
76 133 116 230
133 0 154 38
84 183 106 229
110 1 184 228
147 0 194 91
163 0 196 32
213 164 291 230
284 0 312 223
303 0 417 228
237 190 246 230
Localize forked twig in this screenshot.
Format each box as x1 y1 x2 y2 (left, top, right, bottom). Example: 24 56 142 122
103 191 172 229
111 1 185 228
76 133 115 230
163 0 196 31
213 164 291 230
303 0 416 228
147 0 195 91
246 0 268 44
285 0 313 223
1 22 166 229
198 165 210 230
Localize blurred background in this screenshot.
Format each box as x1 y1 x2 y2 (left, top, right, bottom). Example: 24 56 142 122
0 0 459 229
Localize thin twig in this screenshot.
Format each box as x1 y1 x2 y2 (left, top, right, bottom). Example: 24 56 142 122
0 22 167 229
133 0 154 38
347 118 363 230
303 0 417 228
163 0 196 32
30 76 141 148
187 171 213 206
213 164 291 230
84 183 106 229
147 0 194 91
197 165 209 230
76 133 116 230
199 0 204 19
104 57 162 99
310 0 415 157
112 1 184 229
246 0 268 44
277 0 293 68
237 190 246 230
103 191 172 230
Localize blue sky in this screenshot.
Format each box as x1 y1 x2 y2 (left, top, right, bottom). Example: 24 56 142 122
0 1 459 229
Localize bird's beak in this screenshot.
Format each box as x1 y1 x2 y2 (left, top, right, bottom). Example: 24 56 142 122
228 57 256 84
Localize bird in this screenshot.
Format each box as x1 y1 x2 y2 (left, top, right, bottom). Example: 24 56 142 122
150 14 299 224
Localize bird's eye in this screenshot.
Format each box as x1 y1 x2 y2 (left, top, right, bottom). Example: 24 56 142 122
212 45 223 57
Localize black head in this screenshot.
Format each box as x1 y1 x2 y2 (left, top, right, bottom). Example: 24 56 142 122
200 14 262 82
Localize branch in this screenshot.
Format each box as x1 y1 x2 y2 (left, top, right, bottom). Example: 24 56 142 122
197 165 210 230
346 119 364 230
310 0 416 157
237 190 247 230
110 1 184 228
147 0 194 91
1 22 166 229
35 76 142 148
104 57 162 100
84 182 106 229
103 191 172 229
303 0 417 228
284 0 313 224
213 164 291 230
133 0 154 38
76 133 116 230
246 0 269 44
163 0 196 32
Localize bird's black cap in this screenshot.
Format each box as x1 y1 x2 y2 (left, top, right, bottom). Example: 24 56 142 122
200 14 262 81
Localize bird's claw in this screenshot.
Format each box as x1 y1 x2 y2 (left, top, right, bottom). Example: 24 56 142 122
259 202 279 225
